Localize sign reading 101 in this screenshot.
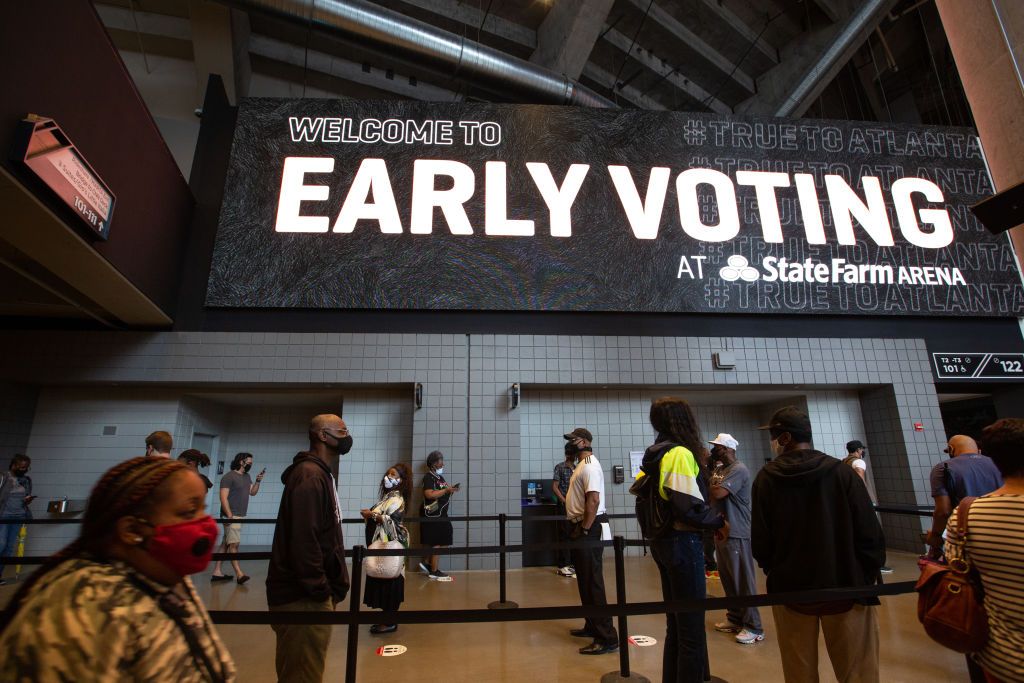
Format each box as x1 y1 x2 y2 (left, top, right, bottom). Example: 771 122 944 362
933 353 1024 380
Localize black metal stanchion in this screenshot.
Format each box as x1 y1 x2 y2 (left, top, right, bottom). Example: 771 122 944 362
602 536 649 683
345 545 364 683
488 512 518 609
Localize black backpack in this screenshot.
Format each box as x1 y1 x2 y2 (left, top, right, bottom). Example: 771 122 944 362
629 450 675 540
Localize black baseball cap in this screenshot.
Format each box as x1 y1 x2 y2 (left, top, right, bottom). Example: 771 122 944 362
758 406 812 436
846 440 865 453
564 427 593 442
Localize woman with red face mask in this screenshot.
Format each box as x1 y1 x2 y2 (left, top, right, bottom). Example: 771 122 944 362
0 457 235 682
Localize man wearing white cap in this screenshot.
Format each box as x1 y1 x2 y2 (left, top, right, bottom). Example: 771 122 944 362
708 433 764 645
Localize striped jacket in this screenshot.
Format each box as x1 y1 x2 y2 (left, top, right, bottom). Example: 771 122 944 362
0 557 235 682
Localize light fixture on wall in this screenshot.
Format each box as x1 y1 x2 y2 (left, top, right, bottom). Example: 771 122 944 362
414 382 423 410
510 383 520 410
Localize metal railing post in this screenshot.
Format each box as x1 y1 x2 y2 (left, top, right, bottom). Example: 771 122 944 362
488 513 518 609
600 536 649 683
345 545 364 683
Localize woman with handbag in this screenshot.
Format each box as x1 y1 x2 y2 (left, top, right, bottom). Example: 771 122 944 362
943 418 1024 682
360 463 412 635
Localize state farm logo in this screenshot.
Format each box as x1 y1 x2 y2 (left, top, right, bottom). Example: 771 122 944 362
719 255 759 282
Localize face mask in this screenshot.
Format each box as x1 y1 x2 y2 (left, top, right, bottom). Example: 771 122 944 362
143 515 219 577
384 476 400 489
13 468 28 477
434 467 444 475
243 464 252 473
336 435 353 455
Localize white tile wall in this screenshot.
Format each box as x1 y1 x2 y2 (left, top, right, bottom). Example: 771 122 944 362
21 387 182 554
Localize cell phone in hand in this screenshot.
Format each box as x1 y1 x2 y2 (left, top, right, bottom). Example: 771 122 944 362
454 483 461 489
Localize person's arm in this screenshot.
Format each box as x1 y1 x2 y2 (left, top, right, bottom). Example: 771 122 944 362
219 486 232 519
852 459 867 481
844 468 885 578
927 495 952 553
942 506 966 565
662 448 724 530
250 468 265 496
287 473 331 601
581 491 599 531
710 484 730 500
750 473 772 571
553 481 565 503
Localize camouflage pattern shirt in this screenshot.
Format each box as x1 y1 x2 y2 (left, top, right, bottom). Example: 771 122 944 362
0 557 235 682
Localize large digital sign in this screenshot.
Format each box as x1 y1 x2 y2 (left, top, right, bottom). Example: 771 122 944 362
207 99 1024 316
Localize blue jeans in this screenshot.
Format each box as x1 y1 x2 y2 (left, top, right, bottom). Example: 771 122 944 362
650 531 708 683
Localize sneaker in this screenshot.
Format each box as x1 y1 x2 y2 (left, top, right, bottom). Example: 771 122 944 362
735 629 765 645
418 561 431 574
557 566 576 577
714 621 740 633
429 569 452 582
880 566 894 574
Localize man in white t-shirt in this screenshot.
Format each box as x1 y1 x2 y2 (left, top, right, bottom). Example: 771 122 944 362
563 427 618 655
844 440 893 574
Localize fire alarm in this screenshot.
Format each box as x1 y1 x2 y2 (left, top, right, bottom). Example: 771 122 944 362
913 422 924 432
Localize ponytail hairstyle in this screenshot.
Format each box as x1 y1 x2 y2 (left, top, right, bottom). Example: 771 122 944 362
649 397 705 463
0 457 187 633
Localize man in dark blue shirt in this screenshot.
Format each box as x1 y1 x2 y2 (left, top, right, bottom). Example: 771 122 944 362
552 442 576 577
925 434 1003 559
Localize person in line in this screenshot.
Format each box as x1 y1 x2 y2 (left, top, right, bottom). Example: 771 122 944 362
926 434 1003 560
361 463 412 634
211 452 264 585
752 406 886 683
0 454 35 586
701 446 722 580
266 414 352 683
707 434 764 645
178 448 213 491
552 440 576 578
843 440 894 574
564 427 618 656
637 400 726 681
0 456 234 682
944 418 1024 683
418 450 459 581
145 430 173 458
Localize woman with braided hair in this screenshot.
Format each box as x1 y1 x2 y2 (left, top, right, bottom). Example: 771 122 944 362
0 457 235 682
636 397 727 683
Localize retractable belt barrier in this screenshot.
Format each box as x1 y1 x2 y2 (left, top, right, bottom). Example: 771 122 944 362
1 504 929 683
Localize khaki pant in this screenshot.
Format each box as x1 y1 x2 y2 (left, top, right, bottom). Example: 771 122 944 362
771 604 879 683
270 598 334 683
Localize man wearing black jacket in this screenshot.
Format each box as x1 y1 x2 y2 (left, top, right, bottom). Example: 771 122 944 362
753 406 886 683
267 414 354 683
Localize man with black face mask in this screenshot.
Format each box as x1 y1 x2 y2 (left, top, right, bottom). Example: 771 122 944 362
211 451 264 584
268 414 353 683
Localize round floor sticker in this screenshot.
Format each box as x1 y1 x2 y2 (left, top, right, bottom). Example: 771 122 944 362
628 635 657 647
376 645 407 657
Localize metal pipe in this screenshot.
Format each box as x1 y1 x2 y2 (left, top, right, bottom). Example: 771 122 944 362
217 0 616 107
775 0 900 117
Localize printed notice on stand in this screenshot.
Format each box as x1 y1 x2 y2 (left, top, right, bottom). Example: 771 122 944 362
629 451 644 479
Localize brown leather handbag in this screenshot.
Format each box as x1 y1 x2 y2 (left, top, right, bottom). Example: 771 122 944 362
915 497 989 653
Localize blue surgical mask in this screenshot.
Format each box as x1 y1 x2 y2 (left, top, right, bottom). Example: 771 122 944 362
384 476 400 489
434 467 444 476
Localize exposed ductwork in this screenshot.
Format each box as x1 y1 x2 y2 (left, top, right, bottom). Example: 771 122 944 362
774 0 900 118
218 0 616 108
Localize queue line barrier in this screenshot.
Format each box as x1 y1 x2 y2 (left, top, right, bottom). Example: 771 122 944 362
1 511 924 683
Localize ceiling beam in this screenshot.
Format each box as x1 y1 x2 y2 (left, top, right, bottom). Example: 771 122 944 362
188 0 251 105
582 63 667 110
530 0 615 80
694 0 778 65
602 27 731 113
249 34 459 101
391 0 535 49
622 0 755 94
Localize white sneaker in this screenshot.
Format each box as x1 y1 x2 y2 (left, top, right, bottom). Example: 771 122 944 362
557 566 576 577
714 621 740 633
735 629 765 644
